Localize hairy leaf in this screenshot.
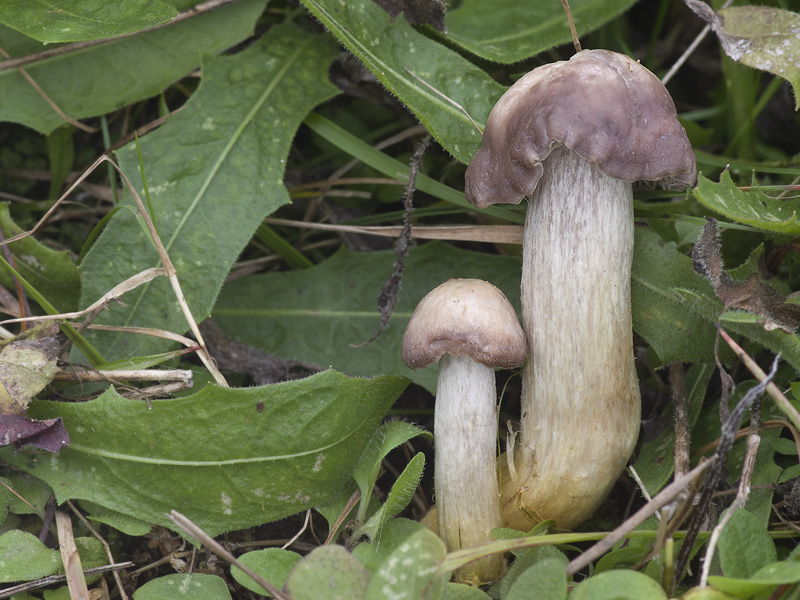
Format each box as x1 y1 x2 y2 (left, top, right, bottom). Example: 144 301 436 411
213 242 523 393
0 0 265 134
718 508 777 579
445 0 636 64
709 561 800 598
78 23 339 362
300 0 504 164
132 573 232 600
0 0 177 43
285 545 370 600
0 529 61 582
0 370 408 536
232 548 302 596
570 569 667 600
694 171 800 234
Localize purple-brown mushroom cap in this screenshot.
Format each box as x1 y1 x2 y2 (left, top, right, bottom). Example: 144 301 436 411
401 279 527 370
464 49 697 209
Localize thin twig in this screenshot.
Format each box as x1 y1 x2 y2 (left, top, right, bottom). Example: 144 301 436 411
673 355 779 587
565 459 715 576
560 0 582 53
168 511 290 600
66 501 129 600
0 562 133 598
55 511 91 600
717 327 800 433
671 362 691 478
662 0 735 84
282 509 312 550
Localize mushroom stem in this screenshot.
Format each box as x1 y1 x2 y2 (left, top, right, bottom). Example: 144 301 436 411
502 145 641 530
436 353 504 583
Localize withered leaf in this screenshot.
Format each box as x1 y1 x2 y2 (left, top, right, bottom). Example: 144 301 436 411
0 414 69 452
0 322 60 415
372 0 447 32
692 218 800 331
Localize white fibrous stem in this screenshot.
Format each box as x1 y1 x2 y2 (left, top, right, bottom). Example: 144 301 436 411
501 145 642 530
435 353 505 583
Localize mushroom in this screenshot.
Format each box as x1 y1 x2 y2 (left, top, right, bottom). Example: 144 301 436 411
464 49 696 531
402 278 527 583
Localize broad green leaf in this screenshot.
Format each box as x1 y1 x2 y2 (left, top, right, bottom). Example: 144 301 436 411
0 204 79 312
506 558 567 600
0 0 177 44
690 4 800 110
0 370 408 536
718 508 777 579
0 530 61 582
365 528 447 600
80 501 152 536
570 569 667 600
681 588 738 600
78 23 339 362
353 420 430 522
132 573 232 600
352 517 428 576
631 363 713 496
444 0 636 64
284 545 369 600
0 0 266 134
213 242 523 394
442 583 491 600
632 225 800 375
299 0 505 164
709 561 800 599
5 472 51 517
631 225 717 366
694 171 800 234
231 548 302 597
357 452 426 540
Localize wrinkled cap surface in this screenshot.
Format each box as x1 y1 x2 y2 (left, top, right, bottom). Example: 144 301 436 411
464 49 697 209
401 278 527 370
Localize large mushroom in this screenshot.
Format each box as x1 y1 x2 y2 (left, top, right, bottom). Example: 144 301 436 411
464 49 696 530
402 278 526 583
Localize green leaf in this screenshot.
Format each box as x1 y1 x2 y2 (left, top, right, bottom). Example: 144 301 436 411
444 0 636 64
299 0 504 164
0 0 266 135
631 363 713 496
0 370 408 536
353 420 430 522
132 573 232 600
214 241 523 394
442 582 492 600
80 501 152 536
0 0 177 44
708 561 800 599
506 558 567 600
718 508 777 579
0 204 79 312
570 569 667 600
0 530 61 582
352 517 428 575
694 171 800 234
365 528 447 600
284 545 370 600
632 225 800 375
231 548 302 597
77 23 339 362
707 6 800 110
631 225 717 365
46 126 74 200
357 452 426 540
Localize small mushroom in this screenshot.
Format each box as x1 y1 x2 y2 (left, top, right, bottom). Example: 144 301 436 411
464 49 696 530
402 278 526 584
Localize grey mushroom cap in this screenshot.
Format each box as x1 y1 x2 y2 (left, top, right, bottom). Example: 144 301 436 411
464 49 697 209
401 278 527 370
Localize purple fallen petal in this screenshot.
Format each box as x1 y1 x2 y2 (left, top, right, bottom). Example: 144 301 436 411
0 414 70 452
